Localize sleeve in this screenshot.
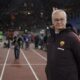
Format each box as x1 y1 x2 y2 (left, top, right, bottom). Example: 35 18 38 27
70 32 80 78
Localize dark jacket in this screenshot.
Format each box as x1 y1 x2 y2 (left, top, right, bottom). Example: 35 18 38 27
46 28 80 80
12 36 21 48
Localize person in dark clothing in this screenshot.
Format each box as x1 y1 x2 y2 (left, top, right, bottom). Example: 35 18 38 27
45 9 80 80
12 36 21 60
34 35 40 48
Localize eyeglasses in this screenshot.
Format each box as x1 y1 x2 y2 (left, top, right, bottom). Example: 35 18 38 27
54 18 65 22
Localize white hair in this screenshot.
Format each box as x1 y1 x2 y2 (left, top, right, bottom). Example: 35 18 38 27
52 9 67 24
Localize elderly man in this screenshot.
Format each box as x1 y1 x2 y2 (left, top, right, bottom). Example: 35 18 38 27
45 9 80 80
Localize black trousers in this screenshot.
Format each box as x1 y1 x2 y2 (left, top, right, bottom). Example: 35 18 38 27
14 46 20 59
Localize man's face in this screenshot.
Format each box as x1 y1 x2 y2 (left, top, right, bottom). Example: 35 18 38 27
52 12 67 30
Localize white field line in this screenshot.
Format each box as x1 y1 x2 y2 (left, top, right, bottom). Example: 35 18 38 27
21 49 39 80
31 49 47 61
0 49 10 80
0 64 46 66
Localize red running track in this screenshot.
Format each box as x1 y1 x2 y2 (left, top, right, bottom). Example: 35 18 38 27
0 44 47 80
